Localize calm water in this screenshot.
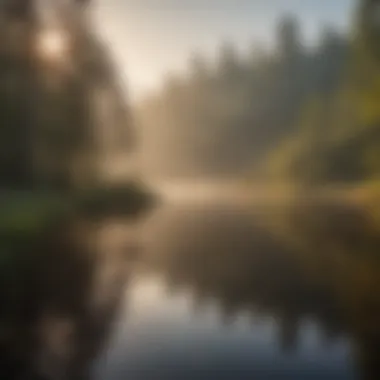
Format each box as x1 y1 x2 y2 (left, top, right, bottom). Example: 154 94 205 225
1 200 380 379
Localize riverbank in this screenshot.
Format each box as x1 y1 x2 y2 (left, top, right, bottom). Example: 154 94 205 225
0 181 156 242
241 181 380 224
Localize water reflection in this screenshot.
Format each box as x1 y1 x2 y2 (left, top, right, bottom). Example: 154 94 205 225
1 201 380 380
96 202 379 380
0 218 138 380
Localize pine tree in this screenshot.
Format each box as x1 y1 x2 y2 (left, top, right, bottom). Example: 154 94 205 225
0 0 133 189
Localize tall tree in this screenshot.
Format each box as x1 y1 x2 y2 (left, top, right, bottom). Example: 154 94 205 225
0 0 133 189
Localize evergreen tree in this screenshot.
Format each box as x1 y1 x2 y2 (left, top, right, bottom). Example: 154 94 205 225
0 0 133 189
137 0 379 183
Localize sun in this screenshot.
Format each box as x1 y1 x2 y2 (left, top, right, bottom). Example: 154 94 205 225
37 29 70 63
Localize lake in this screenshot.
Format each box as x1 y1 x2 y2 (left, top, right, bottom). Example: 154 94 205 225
1 199 379 380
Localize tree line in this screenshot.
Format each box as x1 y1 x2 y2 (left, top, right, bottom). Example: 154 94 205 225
137 0 380 185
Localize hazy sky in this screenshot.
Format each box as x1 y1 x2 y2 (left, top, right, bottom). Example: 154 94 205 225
93 0 355 101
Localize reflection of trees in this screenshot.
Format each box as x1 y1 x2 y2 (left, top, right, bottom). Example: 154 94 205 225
148 204 380 379
0 220 131 380
281 201 380 380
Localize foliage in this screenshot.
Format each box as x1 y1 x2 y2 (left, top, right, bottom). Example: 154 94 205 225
74 180 157 218
0 181 156 241
0 1 152 240
137 0 379 185
270 0 380 185
137 15 349 180
0 0 133 189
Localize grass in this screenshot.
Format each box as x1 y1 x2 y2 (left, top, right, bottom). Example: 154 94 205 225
0 193 71 238
0 180 157 241
0 180 156 286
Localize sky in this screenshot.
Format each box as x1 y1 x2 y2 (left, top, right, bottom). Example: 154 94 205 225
93 0 355 102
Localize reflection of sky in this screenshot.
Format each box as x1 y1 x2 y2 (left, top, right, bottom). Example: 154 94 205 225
94 0 355 100
94 275 354 380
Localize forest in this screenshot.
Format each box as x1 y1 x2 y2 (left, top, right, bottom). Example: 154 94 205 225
137 0 380 186
0 1 379 379
0 0 152 237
